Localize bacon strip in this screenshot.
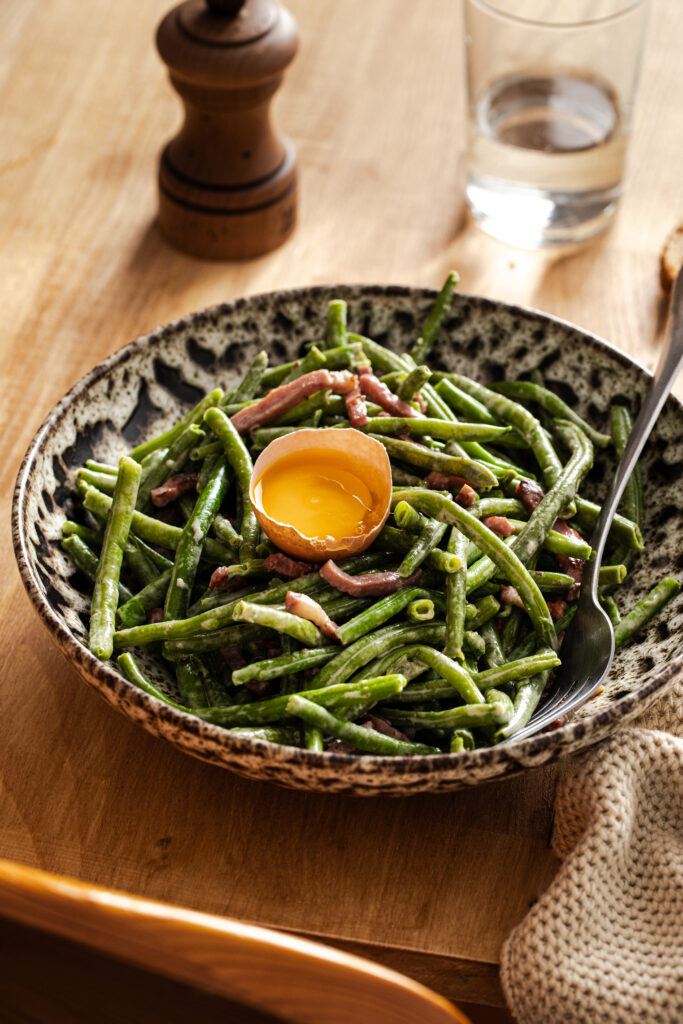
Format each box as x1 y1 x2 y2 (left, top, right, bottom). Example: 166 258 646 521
230 369 357 434
209 565 249 591
455 484 478 508
425 471 473 491
285 591 339 640
320 559 422 597
547 599 569 621
357 365 419 418
516 478 545 514
500 584 525 609
344 383 368 428
360 715 410 742
482 515 515 538
148 607 164 624
263 553 314 578
150 472 199 507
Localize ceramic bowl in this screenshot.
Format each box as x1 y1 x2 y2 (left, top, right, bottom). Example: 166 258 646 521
12 285 683 794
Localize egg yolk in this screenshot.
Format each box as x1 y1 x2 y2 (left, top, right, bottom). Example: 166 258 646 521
254 448 375 540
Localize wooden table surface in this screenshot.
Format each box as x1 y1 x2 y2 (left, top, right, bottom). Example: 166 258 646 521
1 0 681 1016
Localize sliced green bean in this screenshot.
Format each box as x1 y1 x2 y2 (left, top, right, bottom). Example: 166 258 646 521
411 272 458 364
203 406 260 561
371 434 497 490
131 389 223 463
230 350 269 404
117 569 172 628
325 299 348 348
614 578 681 648
444 526 468 661
117 653 189 711
493 381 611 448
62 534 133 603
231 600 325 647
473 649 560 690
89 456 141 660
285 695 440 756
360 418 510 443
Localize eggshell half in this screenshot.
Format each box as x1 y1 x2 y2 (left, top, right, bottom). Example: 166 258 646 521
249 428 392 562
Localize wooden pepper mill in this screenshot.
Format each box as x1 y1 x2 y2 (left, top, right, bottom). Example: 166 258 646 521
156 0 299 260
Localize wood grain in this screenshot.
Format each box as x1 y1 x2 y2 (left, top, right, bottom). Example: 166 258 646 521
0 858 468 1024
1 0 681 1015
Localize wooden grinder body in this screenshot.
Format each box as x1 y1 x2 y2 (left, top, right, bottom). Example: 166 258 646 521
156 0 298 260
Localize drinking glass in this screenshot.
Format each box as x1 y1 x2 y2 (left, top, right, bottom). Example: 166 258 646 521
463 0 649 248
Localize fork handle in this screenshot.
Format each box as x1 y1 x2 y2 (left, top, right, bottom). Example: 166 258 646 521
587 270 683 593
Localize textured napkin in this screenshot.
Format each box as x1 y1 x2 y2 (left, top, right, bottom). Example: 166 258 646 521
500 678 683 1024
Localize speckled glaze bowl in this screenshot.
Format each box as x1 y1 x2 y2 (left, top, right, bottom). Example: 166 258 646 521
12 286 683 794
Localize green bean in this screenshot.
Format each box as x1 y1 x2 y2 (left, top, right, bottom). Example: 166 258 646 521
411 272 458 364
122 537 158 588
203 406 260 561
440 374 564 490
117 569 173 627
407 598 434 621
486 687 515 723
137 423 204 509
614 578 681 648
493 381 611 448
501 606 522 654
286 694 440 755
480 620 505 669
62 521 102 546
474 497 526 518
85 459 118 475
230 351 269 404
398 518 449 577
431 378 500 426
163 622 263 656
175 655 208 707
212 514 242 551
131 389 223 463
77 468 117 494
573 497 643 552
196 675 407 727
311 622 446 689
280 345 326 385
190 440 223 462
609 403 645 565
117 653 189 711
384 644 484 704
371 435 497 490
598 565 628 587
496 569 574 592
383 701 509 730
325 299 348 348
164 458 229 622
228 726 302 746
450 728 475 752
335 586 428 646
89 456 141 660
601 593 621 628
493 672 550 743
133 536 174 572
232 646 337 685
392 489 557 650
466 594 500 630
360 418 510 443
398 365 431 402
82 486 233 564
473 649 560 690
464 630 486 658
378 525 461 573
62 534 133 603
231 600 325 647
261 360 298 389
444 527 468 661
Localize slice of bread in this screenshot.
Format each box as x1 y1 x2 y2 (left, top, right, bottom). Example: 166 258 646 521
660 225 683 293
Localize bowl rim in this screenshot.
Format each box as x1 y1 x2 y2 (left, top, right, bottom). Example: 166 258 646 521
12 282 683 776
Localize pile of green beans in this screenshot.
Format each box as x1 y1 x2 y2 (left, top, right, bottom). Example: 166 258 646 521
63 275 680 755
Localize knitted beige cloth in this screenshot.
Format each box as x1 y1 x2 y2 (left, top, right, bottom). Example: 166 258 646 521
501 679 683 1024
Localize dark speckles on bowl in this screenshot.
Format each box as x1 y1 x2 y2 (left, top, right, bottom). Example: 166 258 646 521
11 286 683 794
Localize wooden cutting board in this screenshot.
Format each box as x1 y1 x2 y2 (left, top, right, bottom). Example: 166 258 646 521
1 0 680 1012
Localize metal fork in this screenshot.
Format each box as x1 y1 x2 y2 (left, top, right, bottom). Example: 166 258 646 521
513 269 683 741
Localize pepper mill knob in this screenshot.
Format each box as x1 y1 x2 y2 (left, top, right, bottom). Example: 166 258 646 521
156 0 299 260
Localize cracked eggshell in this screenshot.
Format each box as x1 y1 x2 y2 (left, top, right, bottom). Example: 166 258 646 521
249 428 392 562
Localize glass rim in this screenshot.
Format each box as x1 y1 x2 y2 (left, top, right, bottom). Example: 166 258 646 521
465 0 646 30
